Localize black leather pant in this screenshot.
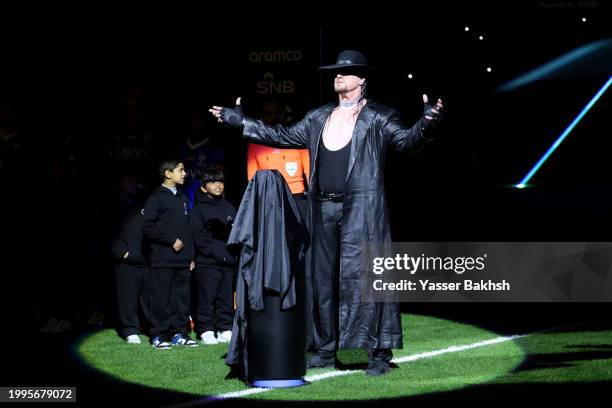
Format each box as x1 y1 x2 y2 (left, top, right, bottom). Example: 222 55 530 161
311 197 392 361
311 198 342 358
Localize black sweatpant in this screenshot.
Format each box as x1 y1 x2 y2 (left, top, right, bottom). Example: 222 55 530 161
194 266 234 336
148 267 191 341
115 263 149 338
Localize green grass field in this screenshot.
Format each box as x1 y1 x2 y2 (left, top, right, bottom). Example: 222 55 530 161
76 314 612 402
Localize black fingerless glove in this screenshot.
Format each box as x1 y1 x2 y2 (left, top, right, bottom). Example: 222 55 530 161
221 105 245 128
422 100 444 129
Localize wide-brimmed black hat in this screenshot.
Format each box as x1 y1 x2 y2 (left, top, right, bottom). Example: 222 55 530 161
318 50 378 74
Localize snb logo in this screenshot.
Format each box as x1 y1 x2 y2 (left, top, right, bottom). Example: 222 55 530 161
257 72 294 95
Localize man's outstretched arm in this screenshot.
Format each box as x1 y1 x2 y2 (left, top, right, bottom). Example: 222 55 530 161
386 94 444 153
209 98 311 148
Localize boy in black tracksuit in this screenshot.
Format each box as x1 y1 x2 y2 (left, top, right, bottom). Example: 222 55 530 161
110 171 149 343
190 167 237 345
142 159 198 348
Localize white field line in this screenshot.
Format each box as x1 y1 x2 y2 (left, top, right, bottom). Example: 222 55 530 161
174 333 525 406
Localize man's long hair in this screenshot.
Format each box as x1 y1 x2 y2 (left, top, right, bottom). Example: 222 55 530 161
359 79 368 104
349 77 368 122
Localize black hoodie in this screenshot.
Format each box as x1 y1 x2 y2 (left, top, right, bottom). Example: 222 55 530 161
142 186 194 268
190 189 237 268
110 199 147 266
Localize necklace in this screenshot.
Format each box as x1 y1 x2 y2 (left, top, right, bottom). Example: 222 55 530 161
339 99 359 109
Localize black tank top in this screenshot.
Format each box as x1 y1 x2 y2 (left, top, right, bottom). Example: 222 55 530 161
317 138 352 193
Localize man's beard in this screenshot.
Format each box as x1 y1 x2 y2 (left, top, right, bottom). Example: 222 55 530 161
334 82 347 93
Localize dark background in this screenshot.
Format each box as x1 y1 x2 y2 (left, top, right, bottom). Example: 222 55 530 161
1 2 611 406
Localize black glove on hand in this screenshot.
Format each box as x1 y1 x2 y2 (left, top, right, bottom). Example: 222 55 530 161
422 96 444 129
221 104 244 128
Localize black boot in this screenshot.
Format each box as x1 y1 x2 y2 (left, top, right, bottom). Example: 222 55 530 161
365 348 393 376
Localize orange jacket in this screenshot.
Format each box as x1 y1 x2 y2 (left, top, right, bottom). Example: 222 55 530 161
247 143 310 194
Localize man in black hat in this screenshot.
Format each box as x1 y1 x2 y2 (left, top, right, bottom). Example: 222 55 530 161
209 50 443 376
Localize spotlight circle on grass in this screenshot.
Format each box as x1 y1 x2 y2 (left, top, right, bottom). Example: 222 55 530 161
77 314 525 401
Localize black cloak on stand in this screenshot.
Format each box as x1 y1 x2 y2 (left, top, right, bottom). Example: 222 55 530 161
225 170 308 375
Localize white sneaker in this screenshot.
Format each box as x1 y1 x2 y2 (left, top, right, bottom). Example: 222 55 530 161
201 331 219 345
126 334 141 344
218 330 232 343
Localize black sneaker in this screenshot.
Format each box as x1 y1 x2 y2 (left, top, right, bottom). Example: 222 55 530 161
307 354 336 369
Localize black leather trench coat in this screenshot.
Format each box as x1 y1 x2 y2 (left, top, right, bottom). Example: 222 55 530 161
241 100 432 350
